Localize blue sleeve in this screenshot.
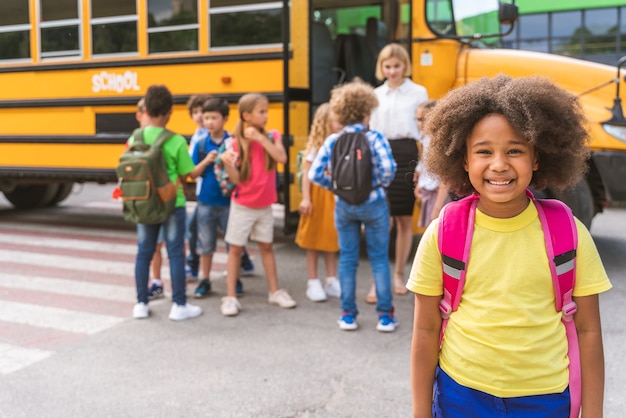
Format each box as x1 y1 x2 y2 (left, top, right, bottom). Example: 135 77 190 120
309 135 334 189
371 131 397 187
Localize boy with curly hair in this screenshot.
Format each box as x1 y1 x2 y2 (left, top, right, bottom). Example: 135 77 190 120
407 75 612 417
310 79 398 332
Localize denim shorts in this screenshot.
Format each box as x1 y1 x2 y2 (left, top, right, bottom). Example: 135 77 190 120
433 367 570 418
196 202 229 255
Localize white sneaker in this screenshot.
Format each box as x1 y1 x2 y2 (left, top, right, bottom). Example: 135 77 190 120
324 277 341 298
132 302 149 319
220 296 241 316
168 303 202 321
268 289 297 309
306 279 327 302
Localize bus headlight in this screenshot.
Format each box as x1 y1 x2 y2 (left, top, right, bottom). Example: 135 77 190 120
602 123 626 143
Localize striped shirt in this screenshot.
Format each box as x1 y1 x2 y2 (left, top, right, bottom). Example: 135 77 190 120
309 123 397 204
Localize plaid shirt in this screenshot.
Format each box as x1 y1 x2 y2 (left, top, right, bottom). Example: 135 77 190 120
309 123 396 204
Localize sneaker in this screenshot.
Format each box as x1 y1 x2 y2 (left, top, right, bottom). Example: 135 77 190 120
324 277 341 298
147 283 164 300
185 265 198 281
376 313 398 332
236 279 244 295
306 279 327 302
169 303 202 321
220 296 241 316
240 254 255 276
268 289 297 309
337 312 358 331
132 302 149 319
194 279 211 298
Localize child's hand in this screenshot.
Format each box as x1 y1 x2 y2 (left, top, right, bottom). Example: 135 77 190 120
415 185 423 199
299 198 312 216
203 150 218 164
220 149 239 167
244 126 265 143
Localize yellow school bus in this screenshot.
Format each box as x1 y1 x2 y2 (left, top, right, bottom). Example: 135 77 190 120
1 0 625 232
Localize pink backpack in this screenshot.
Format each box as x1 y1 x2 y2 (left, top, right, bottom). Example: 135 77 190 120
437 189 580 418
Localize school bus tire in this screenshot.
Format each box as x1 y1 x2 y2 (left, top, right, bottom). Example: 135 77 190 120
46 182 74 206
3 184 60 209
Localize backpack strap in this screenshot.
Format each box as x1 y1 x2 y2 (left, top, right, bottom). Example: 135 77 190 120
153 128 174 148
437 193 479 348
534 194 580 418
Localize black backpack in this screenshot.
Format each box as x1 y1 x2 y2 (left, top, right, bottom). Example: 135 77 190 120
331 130 377 205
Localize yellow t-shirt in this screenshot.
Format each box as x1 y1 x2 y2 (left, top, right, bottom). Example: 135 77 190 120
407 201 612 397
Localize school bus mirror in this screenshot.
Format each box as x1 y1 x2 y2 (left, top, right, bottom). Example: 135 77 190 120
498 2 518 26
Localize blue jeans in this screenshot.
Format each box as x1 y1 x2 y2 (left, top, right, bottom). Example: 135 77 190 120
196 202 229 254
135 207 187 305
186 205 199 270
334 197 393 315
433 367 570 418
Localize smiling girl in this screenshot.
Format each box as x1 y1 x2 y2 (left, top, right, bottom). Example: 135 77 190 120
407 75 612 418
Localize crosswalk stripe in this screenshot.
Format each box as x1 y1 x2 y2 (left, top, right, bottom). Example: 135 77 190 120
0 222 137 240
0 232 138 255
0 343 53 375
0 273 135 302
0 301 125 334
0 249 136 276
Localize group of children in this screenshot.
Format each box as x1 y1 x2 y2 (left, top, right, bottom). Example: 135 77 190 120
131 86 296 319
130 67 613 415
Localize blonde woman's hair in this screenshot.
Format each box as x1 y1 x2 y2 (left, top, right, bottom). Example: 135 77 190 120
305 103 334 156
375 43 412 81
233 93 275 183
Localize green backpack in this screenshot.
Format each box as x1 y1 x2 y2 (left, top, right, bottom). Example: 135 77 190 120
115 128 178 224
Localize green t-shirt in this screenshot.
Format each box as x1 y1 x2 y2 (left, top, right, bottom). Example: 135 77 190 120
128 126 194 208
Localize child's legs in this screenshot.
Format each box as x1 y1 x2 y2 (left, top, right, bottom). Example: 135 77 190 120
135 223 160 303
226 245 243 297
246 206 276 291
197 203 222 278
306 250 319 279
334 200 361 315
323 251 337 278
361 199 393 313
151 226 165 280
224 202 256 297
151 241 164 280
433 367 570 418
393 215 413 279
257 242 279 293
186 205 199 270
163 207 187 306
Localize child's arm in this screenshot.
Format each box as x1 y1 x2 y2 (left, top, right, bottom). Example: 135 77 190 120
299 160 313 216
410 293 442 418
574 294 605 418
220 149 240 184
246 127 287 164
430 185 449 222
188 150 217 179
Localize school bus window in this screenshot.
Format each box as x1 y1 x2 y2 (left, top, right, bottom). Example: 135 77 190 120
552 11 582 57
0 1 30 61
91 0 138 56
148 0 199 54
209 1 282 49
39 0 81 59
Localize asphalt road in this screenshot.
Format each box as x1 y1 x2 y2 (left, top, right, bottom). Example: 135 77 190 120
0 184 624 417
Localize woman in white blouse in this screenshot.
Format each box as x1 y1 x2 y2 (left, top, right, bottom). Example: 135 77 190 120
369 43 429 301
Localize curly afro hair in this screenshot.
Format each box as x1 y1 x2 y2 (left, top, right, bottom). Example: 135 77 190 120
330 78 378 126
424 75 590 196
